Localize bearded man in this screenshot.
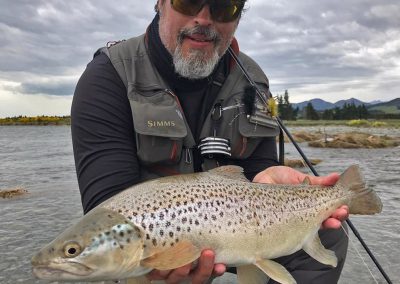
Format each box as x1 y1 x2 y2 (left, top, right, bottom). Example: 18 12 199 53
71 1 349 283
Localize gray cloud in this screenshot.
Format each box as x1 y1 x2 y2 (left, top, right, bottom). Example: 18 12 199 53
0 0 399 103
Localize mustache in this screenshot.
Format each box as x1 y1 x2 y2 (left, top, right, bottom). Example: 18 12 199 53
178 25 221 44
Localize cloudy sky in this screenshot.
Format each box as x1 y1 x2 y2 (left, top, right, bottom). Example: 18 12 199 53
0 0 399 117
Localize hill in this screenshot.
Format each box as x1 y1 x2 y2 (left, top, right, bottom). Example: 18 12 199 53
367 98 400 114
293 99 335 111
292 97 400 114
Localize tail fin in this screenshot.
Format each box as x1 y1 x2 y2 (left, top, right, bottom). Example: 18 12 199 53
337 165 382 214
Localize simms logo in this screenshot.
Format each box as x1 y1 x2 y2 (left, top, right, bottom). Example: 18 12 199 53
147 120 176 128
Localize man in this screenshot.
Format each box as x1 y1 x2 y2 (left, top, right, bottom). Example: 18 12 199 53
71 0 349 283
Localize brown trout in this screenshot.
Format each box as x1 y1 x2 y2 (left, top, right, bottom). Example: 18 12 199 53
32 165 382 284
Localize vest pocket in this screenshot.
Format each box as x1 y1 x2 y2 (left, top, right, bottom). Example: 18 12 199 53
129 88 188 165
213 94 280 160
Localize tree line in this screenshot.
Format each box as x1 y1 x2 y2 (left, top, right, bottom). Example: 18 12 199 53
277 90 381 120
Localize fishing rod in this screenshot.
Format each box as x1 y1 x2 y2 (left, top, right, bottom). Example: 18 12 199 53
228 47 393 284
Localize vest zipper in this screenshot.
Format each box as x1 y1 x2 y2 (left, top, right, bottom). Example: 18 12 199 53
164 89 194 165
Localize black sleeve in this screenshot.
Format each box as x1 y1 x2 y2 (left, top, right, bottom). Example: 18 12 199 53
234 136 279 181
71 53 141 214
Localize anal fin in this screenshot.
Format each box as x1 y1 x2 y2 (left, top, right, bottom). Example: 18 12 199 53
303 234 337 267
255 259 296 284
140 240 200 270
237 264 270 284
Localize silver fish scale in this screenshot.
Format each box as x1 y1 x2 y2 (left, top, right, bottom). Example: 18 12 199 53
101 172 347 260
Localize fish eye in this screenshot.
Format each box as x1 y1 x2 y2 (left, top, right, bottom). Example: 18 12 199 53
63 242 82 258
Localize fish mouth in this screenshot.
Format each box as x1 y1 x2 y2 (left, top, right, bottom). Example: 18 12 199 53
32 262 93 280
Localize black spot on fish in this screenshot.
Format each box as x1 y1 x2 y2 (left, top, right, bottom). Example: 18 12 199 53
152 239 157 246
105 231 111 236
169 232 174 238
119 231 124 237
146 234 150 240
120 245 124 249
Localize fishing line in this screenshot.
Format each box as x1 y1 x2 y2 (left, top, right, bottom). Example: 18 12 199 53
228 47 393 284
340 223 379 284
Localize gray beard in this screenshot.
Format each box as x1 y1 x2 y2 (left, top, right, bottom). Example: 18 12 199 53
173 45 221 79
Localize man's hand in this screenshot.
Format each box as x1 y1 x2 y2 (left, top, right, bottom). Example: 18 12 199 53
253 165 349 229
147 249 226 284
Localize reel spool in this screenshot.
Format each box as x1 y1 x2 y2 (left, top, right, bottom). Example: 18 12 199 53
198 137 231 158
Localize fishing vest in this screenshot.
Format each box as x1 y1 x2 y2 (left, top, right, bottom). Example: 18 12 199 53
96 34 279 181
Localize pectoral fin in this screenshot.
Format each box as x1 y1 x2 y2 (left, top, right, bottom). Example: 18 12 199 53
303 234 337 267
255 259 296 284
237 264 270 284
140 240 200 270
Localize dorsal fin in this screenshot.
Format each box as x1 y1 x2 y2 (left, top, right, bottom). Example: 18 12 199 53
208 165 249 182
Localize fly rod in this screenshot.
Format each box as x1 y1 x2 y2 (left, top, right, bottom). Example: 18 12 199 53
228 47 393 284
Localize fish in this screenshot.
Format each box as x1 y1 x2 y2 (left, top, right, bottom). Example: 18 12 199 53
31 165 382 284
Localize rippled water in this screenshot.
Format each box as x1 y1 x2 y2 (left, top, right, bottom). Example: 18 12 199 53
0 126 399 283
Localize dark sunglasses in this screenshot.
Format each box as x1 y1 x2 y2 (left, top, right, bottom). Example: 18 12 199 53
170 0 245 23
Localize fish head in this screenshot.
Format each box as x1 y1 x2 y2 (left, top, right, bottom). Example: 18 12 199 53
32 207 148 281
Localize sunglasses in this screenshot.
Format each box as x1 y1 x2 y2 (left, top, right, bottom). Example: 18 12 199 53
170 0 245 23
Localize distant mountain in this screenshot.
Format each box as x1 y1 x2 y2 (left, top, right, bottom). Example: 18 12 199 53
368 100 384 105
334 98 367 108
292 97 394 112
293 99 335 111
367 98 400 114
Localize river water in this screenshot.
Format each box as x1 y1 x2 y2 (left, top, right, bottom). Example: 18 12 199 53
0 126 399 284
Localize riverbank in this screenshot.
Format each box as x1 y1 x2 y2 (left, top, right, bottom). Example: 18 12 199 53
287 131 400 148
1 117 399 127
283 119 400 128
0 116 70 125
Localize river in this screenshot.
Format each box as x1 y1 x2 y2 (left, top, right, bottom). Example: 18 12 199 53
0 125 399 283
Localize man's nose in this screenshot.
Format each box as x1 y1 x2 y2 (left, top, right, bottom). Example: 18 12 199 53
193 5 213 25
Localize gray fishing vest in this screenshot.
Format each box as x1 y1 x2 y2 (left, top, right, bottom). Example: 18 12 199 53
97 34 279 181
